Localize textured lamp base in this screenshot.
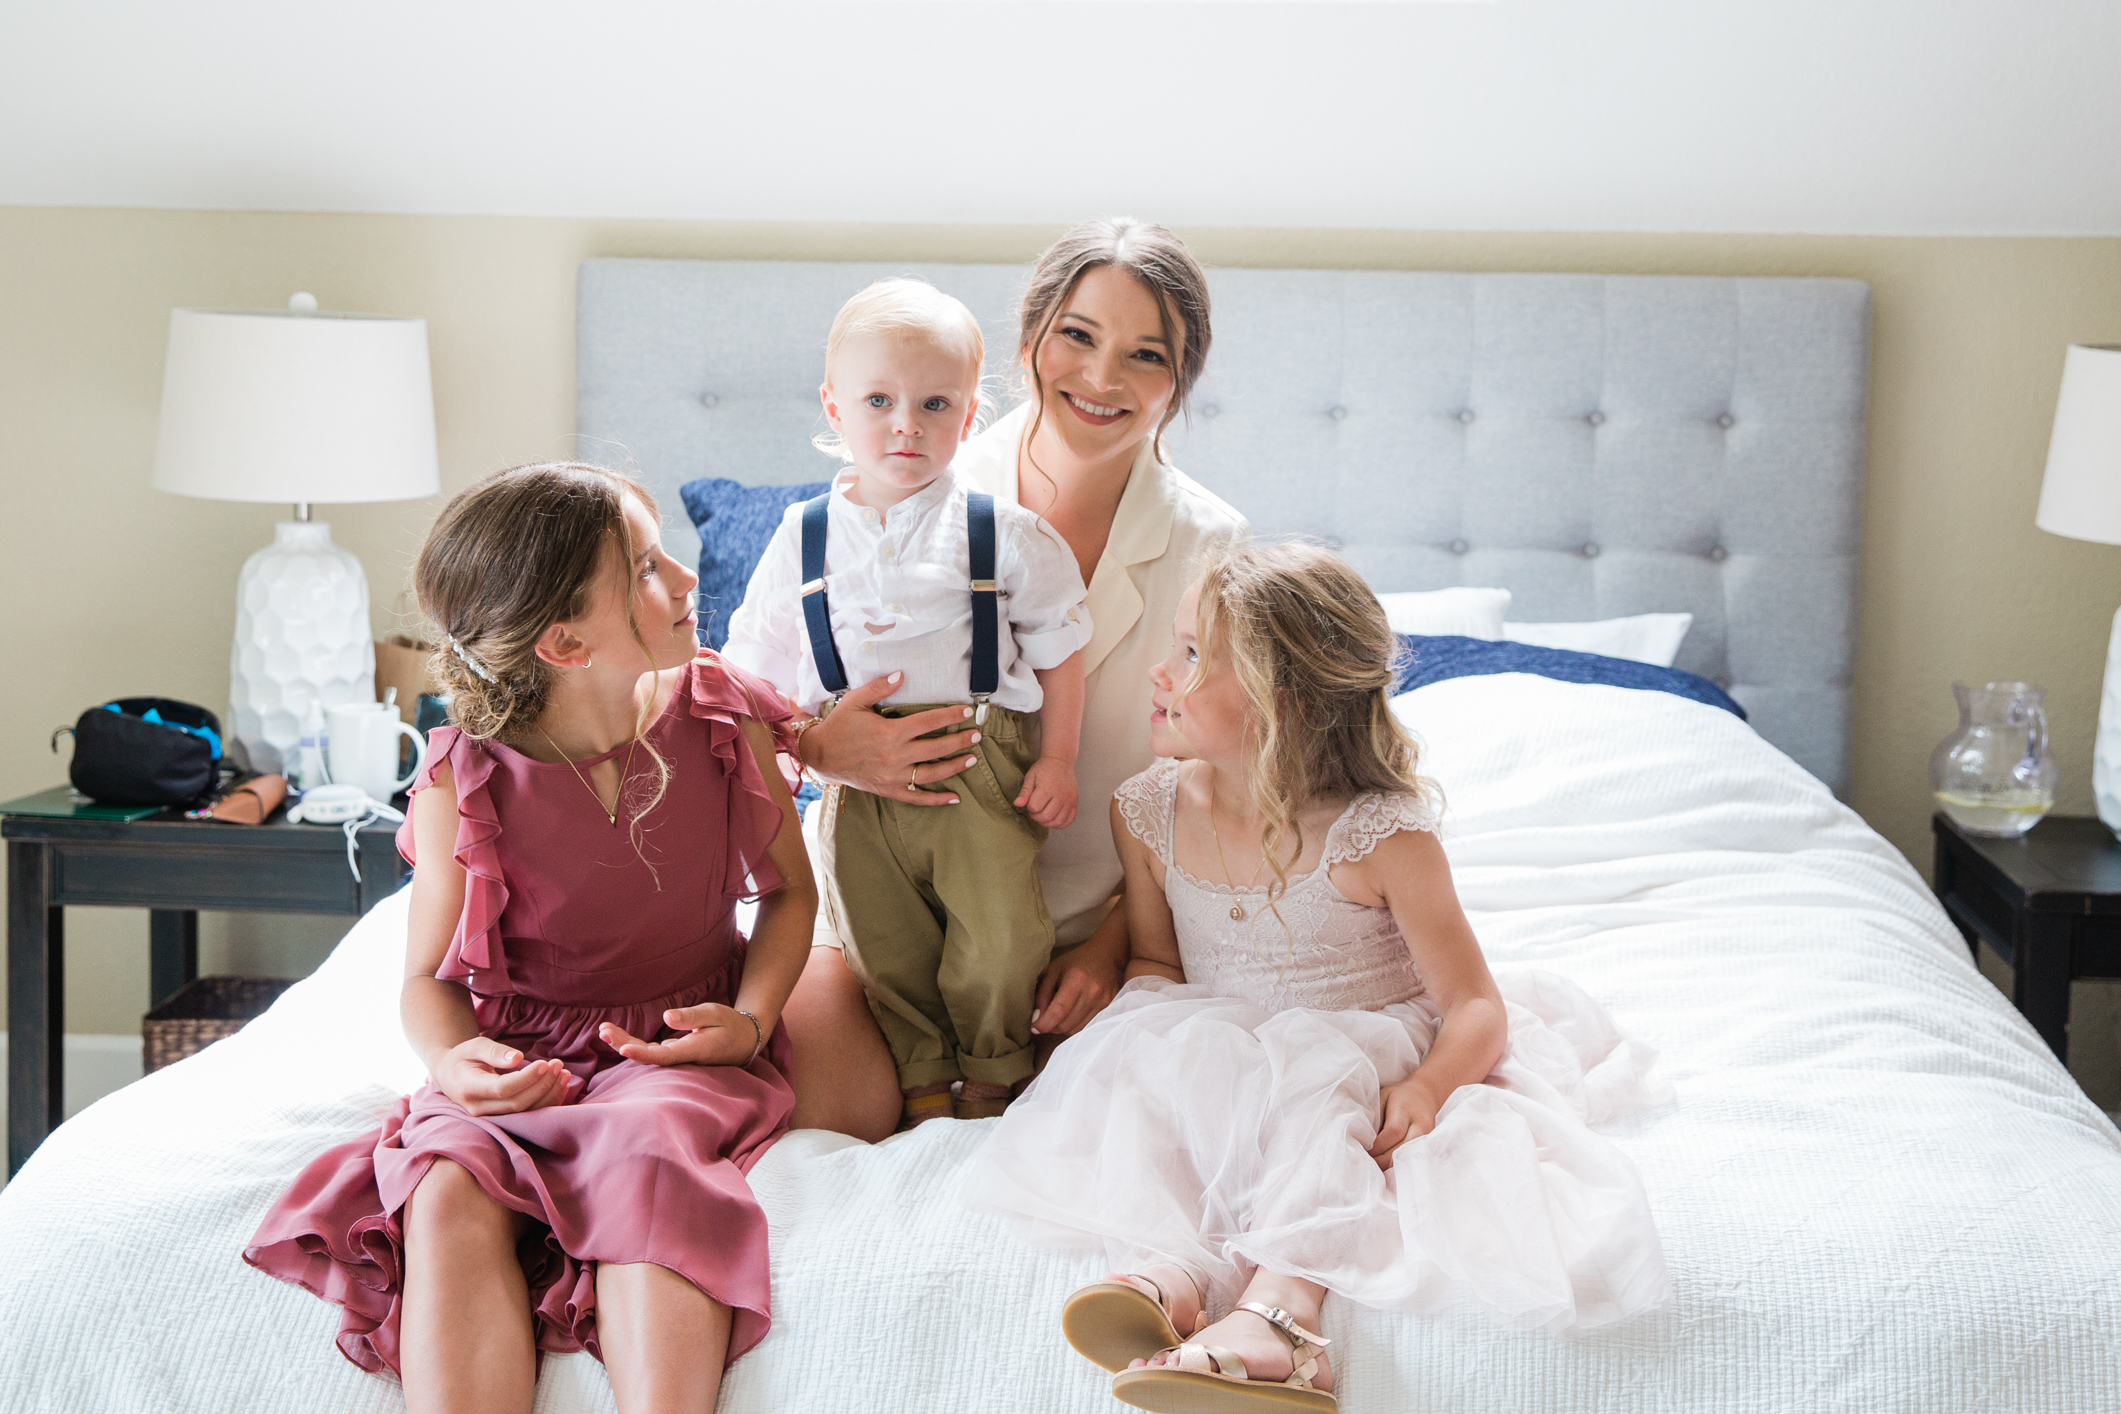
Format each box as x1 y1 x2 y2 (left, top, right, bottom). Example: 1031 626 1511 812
2097 605 2121 835
230 521 375 774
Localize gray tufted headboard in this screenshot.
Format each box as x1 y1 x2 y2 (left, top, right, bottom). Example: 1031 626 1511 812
577 259 1870 791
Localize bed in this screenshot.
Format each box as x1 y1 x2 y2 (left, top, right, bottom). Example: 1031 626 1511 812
4 262 2118 1413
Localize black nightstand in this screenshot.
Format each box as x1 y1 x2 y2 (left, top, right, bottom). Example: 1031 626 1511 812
5 798 408 1175
1932 812 2121 1060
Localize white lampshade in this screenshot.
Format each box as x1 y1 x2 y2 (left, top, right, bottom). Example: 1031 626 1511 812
2035 344 2121 545
152 306 439 504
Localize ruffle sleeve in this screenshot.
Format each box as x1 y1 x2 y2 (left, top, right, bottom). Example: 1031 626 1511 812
687 650 799 903
394 725 516 997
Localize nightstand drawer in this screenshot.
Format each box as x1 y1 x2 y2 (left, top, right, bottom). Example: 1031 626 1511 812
48 840 363 914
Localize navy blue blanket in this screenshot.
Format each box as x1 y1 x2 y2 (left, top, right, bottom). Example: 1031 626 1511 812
1394 635 1746 720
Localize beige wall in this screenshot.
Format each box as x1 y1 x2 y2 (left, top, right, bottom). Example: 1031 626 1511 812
3 208 2117 1105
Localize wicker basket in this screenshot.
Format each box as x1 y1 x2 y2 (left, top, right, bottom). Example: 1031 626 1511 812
143 976 295 1072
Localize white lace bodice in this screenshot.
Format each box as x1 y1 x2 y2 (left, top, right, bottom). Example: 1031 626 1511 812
1115 761 1443 1014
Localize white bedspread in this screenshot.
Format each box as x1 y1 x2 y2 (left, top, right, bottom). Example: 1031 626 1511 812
4 674 2119 1413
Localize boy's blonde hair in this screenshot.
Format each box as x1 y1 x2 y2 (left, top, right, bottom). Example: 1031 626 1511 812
1175 541 1441 913
815 277 986 461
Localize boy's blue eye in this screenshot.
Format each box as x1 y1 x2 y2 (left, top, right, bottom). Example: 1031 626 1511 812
923 397 949 413
866 394 890 409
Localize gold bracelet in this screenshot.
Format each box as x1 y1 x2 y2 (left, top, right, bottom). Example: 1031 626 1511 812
789 716 823 784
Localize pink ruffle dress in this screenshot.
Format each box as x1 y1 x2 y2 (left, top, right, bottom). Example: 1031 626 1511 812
244 654 799 1376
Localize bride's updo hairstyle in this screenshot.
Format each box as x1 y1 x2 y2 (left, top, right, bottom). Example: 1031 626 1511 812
1177 541 1440 909
1016 217 1212 472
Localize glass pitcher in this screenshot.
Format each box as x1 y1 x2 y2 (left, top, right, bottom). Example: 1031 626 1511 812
1931 681 2057 837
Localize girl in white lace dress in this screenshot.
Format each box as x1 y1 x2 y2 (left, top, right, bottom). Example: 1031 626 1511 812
965 544 1671 1413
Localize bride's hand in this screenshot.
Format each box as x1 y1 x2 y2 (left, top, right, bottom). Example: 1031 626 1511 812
1370 1074 1445 1167
798 672 980 807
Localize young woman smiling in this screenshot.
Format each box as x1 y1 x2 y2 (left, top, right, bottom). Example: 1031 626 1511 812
766 219 1248 1140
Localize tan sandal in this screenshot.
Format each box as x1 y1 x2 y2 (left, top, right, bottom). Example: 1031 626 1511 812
1062 1270 1208 1372
1110 1302 1335 1412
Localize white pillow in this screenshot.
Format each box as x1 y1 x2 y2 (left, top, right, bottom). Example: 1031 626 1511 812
1376 588 1511 640
1501 612 1694 667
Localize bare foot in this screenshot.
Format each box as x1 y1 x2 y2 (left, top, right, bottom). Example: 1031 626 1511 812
1130 1305 1335 1393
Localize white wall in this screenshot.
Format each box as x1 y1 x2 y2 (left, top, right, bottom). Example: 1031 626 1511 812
4 0 2119 233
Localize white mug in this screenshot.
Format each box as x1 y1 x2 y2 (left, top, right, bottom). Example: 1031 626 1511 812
326 703 427 803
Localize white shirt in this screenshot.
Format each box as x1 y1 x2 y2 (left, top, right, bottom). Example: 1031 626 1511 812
724 465 1092 716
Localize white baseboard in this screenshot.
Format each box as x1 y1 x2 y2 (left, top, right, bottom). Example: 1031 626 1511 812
0 1032 145 1124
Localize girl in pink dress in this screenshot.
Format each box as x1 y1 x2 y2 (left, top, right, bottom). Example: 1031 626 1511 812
245 462 815 1414
966 543 1671 1413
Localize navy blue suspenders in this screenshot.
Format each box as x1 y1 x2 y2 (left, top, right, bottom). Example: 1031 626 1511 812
799 490 1000 722
966 492 1000 718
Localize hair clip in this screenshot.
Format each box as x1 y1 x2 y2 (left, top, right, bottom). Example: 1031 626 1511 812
445 632 498 683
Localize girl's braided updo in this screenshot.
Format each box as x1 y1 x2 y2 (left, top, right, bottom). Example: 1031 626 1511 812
414 461 661 744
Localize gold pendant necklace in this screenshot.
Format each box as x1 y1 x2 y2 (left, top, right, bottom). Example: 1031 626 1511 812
1207 779 1269 921
540 725 641 828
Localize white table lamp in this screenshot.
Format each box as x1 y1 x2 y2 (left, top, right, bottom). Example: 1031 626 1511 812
152 294 440 774
2034 343 2121 831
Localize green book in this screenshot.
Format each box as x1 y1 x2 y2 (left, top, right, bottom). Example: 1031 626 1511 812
0 785 164 821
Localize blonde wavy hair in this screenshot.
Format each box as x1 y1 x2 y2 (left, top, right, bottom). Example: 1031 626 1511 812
813 277 987 461
413 461 675 857
1174 542 1441 919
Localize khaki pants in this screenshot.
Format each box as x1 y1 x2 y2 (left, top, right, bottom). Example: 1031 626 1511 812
815 703 1051 1090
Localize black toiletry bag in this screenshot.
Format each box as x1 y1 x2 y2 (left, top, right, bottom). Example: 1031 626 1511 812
54 698 224 806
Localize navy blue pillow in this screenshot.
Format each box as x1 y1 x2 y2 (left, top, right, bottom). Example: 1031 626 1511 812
1393 634 1746 720
679 477 832 649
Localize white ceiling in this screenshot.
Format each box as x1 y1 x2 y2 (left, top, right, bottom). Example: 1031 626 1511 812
4 0 2119 234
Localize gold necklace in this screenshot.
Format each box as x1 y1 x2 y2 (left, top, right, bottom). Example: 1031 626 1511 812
539 725 641 828
1207 779 1269 922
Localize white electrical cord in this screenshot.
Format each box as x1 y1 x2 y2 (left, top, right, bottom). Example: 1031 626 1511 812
340 800 405 880
289 784 404 879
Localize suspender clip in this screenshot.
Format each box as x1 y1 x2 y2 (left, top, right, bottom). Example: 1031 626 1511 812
972 695 990 727
968 579 997 594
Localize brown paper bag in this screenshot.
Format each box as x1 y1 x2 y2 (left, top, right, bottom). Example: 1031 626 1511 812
375 636 437 726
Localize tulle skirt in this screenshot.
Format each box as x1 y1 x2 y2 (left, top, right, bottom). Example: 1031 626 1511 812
963 970 1673 1333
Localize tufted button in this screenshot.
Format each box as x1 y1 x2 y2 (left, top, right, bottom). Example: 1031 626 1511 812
1581 542 1601 559
1457 409 1476 425
1201 402 1221 419
1448 538 1469 555
1717 412 1735 429
1587 411 1605 427
1328 405 1348 422
1707 544 1728 563
700 392 720 409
